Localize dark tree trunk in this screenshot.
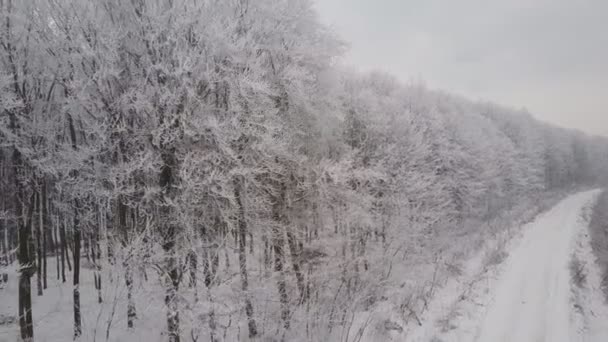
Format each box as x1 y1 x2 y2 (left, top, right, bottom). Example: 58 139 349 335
42 182 48 290
263 234 271 271
273 231 289 329
91 221 102 304
18 190 36 341
96 220 103 303
286 228 306 303
188 250 197 289
5 7 34 337
233 177 257 338
211 221 219 279
64 220 72 272
0 153 5 270
203 241 219 289
160 150 181 342
248 232 254 254
272 182 290 330
1 156 8 278
73 202 82 339
202 241 211 288
1 220 6 267
84 232 90 263
66 110 80 339
162 224 180 342
312 200 320 240
18 268 34 341
164 260 180 342
119 198 137 327
106 208 115 283
54 220 60 280
126 263 136 327
1 195 7 283
188 249 199 304
188 249 198 301
60 220 67 283
202 223 219 289
42 220 47 290
36 190 43 296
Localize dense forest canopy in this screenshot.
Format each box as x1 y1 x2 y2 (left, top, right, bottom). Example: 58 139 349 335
1 0 607 341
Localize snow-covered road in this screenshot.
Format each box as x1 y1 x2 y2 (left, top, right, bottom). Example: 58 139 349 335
475 190 603 342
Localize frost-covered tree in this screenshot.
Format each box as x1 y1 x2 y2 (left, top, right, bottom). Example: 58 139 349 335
1 0 608 341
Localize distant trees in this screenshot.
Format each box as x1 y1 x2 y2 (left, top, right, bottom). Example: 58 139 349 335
1 0 608 341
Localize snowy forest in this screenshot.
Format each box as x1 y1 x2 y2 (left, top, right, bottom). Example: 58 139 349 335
1 0 608 341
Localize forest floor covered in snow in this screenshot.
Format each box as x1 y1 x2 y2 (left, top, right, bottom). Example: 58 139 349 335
0 257 169 342
2 189 608 342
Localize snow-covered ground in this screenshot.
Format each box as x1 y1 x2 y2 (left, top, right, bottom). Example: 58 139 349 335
408 189 608 342
2 190 607 342
0 258 167 342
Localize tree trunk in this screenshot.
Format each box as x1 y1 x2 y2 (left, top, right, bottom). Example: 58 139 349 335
84 232 90 263
202 241 211 288
286 228 306 303
312 200 320 240
91 223 102 304
18 190 36 341
73 202 82 339
96 224 103 303
188 250 197 288
60 220 67 283
272 182 290 330
18 266 34 341
36 190 43 296
66 112 80 338
64 219 72 272
202 227 219 289
262 234 271 271
165 257 180 342
248 232 254 254
106 208 115 283
119 198 137 328
1 224 5 266
1 197 7 284
188 249 198 302
54 217 60 280
117 199 137 328
5 6 34 337
0 155 5 270
42 182 48 290
126 263 136 328
233 177 257 338
160 150 181 342
273 229 290 330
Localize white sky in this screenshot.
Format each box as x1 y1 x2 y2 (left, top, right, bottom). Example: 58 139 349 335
314 0 608 136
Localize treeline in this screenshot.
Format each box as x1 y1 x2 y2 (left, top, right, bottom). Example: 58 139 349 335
1 0 607 341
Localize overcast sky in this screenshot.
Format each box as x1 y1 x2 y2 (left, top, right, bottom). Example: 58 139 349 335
314 0 608 136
